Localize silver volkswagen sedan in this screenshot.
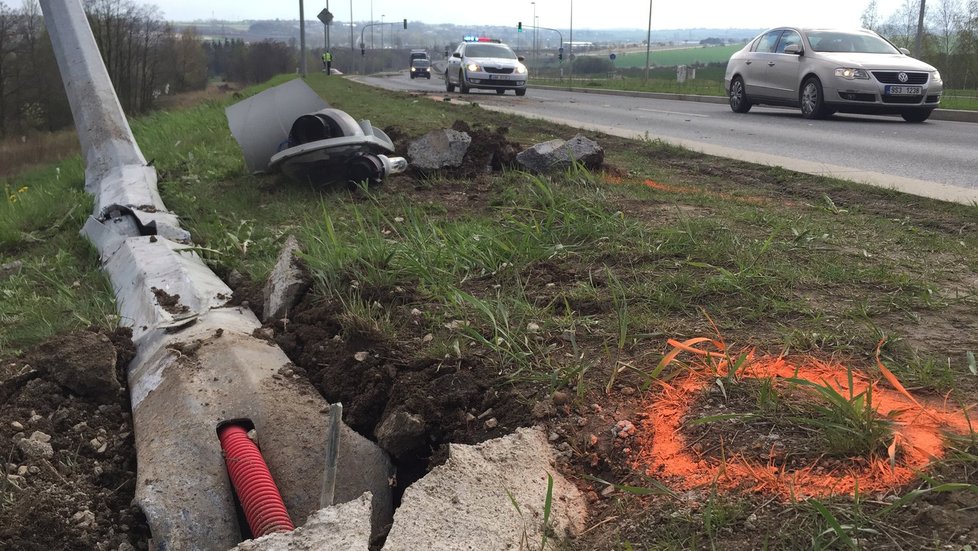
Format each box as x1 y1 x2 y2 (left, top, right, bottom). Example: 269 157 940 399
724 28 943 122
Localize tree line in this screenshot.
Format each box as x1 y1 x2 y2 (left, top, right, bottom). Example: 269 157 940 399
863 0 978 89
2 0 977 140
0 0 298 138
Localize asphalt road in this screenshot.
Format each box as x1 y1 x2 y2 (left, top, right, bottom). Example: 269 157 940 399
353 73 978 204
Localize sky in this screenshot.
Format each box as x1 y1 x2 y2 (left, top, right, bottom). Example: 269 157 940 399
146 0 912 31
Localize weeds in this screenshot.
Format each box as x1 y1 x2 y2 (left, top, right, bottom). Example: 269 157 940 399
785 369 894 458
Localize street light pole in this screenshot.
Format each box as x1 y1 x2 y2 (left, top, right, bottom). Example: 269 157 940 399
569 0 573 81
531 1 536 58
381 14 385 49
299 0 307 77
370 0 374 49
644 0 652 83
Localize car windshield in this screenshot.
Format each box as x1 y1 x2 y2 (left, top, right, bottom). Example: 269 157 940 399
465 44 517 59
807 31 900 54
412 59 429 67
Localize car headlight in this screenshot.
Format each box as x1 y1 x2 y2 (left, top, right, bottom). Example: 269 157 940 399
834 68 869 80
410 67 416 72
515 64 527 75
466 62 481 72
931 70 942 82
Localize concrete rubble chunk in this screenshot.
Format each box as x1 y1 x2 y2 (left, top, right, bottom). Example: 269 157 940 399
407 129 472 171
384 427 587 550
375 409 426 458
230 492 373 551
0 260 23 281
29 331 121 402
16 431 54 460
263 235 312 322
516 134 604 174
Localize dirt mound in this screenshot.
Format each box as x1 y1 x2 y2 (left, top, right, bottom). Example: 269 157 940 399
269 293 536 499
0 327 149 549
451 120 520 176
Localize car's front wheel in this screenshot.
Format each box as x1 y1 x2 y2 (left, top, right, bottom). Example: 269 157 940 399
901 110 933 123
459 71 470 94
496 89 506 95
728 77 751 113
515 88 526 97
445 71 455 92
800 77 829 119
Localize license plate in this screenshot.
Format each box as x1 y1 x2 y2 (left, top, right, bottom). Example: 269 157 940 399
489 74 509 80
885 85 922 95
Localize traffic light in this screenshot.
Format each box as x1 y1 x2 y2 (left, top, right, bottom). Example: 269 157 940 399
403 18 407 29
518 21 523 32
558 47 564 61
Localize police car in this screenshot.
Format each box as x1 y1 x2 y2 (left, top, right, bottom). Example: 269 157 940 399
445 37 528 96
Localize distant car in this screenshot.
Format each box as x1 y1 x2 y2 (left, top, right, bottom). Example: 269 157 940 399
724 27 943 122
445 38 528 96
410 58 431 79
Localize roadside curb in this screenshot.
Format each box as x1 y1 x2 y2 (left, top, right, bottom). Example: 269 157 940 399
531 84 978 123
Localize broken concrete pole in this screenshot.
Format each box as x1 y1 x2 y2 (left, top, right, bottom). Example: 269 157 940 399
375 409 426 458
38 1 395 547
231 492 373 551
263 235 311 322
385 427 587 550
29 330 122 402
516 134 604 174
407 129 472 170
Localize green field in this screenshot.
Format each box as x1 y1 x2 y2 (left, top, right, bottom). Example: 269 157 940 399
602 44 743 68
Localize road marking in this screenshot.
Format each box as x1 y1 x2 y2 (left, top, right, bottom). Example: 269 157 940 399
637 107 709 118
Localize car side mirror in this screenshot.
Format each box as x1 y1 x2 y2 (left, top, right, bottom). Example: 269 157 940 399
517 56 525 62
783 44 803 55
899 47 911 56
452 52 461 58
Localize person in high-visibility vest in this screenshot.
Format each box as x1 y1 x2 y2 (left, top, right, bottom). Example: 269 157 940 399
322 51 333 74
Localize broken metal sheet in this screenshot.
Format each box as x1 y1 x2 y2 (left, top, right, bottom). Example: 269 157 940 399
90 164 190 242
226 79 329 173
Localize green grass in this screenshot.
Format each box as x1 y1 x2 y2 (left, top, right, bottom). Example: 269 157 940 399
788 371 895 458
3 71 978 549
604 44 743 69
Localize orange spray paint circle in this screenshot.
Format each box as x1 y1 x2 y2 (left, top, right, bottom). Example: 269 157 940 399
635 340 975 499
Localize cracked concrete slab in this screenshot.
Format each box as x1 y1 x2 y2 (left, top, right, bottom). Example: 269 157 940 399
231 492 373 551
384 426 587 550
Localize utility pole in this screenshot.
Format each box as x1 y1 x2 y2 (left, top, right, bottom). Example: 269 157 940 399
644 0 652 83
299 0 307 77
531 1 536 58
569 0 573 81
914 0 927 57
349 0 354 50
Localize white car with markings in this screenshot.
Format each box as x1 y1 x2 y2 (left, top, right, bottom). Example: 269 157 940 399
445 38 528 96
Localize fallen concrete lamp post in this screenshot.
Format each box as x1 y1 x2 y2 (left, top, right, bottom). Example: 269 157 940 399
39 1 393 548
226 79 407 186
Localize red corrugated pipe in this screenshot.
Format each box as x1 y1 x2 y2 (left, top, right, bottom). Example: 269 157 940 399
218 424 295 537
